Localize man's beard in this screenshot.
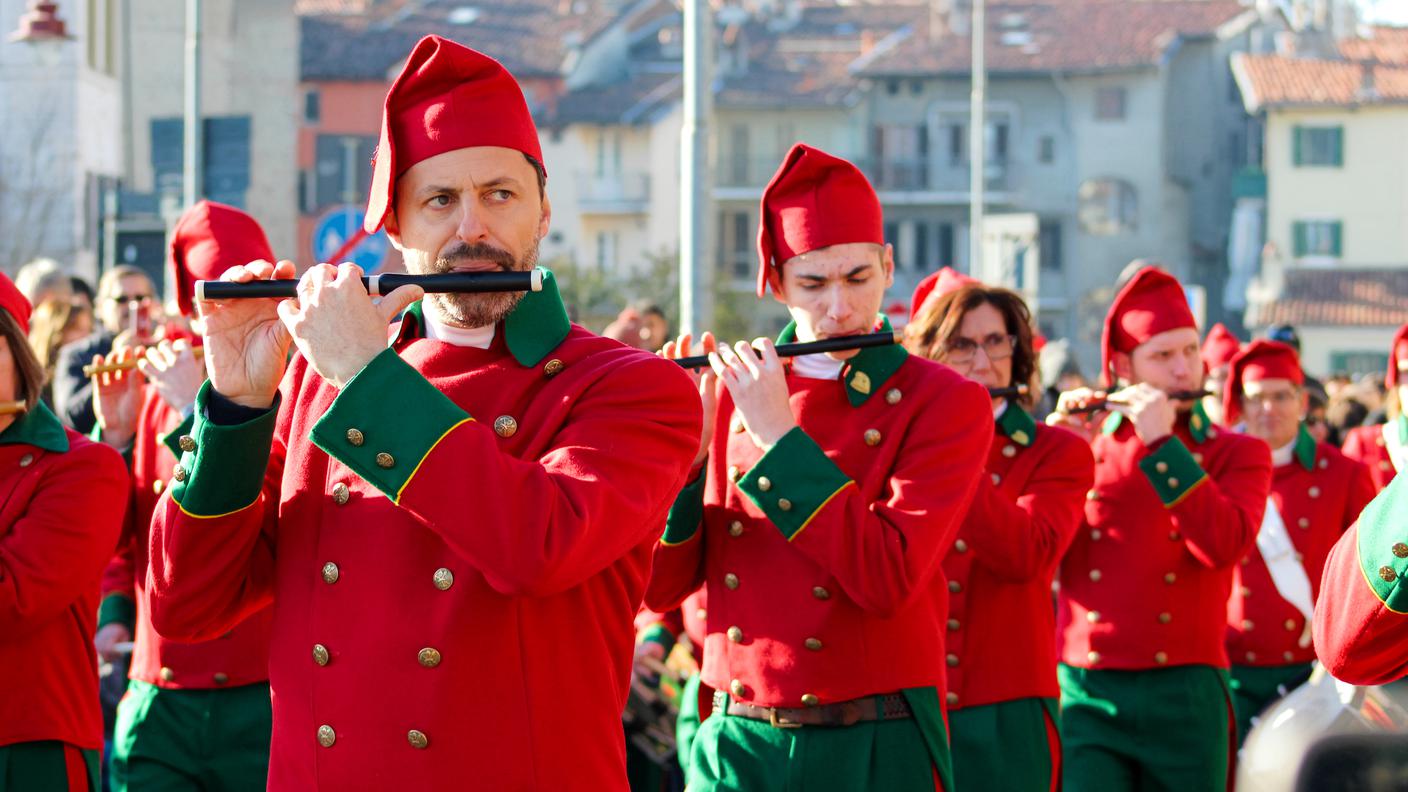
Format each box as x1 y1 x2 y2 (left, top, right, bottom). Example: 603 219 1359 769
414 239 539 328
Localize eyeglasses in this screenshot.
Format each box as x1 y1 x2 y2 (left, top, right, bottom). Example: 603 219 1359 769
943 334 1016 364
109 293 153 306
1243 389 1300 407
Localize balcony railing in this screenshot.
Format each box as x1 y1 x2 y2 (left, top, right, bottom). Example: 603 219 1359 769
576 171 651 213
711 155 1010 193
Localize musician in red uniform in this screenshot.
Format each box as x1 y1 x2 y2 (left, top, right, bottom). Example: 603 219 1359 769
0 273 128 791
1219 339 1375 743
647 143 992 791
1049 265 1272 792
144 36 701 790
93 201 276 790
906 279 1093 791
1341 322 1408 491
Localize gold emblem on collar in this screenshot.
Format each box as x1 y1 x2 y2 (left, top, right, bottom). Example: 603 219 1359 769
850 371 872 395
1012 430 1030 446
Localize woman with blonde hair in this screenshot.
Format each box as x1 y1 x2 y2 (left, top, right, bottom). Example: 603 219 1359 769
27 298 93 408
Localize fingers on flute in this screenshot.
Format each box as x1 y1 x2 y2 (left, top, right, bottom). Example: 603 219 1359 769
733 340 762 377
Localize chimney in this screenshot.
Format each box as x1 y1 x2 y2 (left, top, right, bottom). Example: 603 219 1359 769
1357 65 1379 102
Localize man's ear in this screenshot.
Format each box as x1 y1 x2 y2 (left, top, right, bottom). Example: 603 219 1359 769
881 243 895 289
538 195 552 241
766 262 786 306
383 210 403 250
1112 351 1133 384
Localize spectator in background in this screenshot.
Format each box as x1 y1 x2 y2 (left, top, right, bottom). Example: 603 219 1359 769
70 276 95 314
1327 394 1369 448
28 296 94 409
51 266 159 433
1264 323 1328 405
14 258 74 308
602 302 670 352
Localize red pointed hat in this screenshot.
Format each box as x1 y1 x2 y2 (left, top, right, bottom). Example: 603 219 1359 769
1100 265 1197 387
170 200 275 318
1389 321 1408 389
1201 323 1241 371
910 267 979 321
0 273 32 334
756 143 883 296
364 35 544 234
1223 339 1303 426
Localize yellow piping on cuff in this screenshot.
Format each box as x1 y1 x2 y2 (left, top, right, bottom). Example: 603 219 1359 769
1355 536 1408 614
660 529 702 548
1161 473 1209 509
787 480 858 543
172 493 261 521
393 416 475 504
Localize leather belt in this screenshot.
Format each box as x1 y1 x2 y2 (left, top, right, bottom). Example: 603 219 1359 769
714 690 912 729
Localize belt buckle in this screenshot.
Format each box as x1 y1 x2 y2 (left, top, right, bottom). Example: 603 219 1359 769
768 707 802 729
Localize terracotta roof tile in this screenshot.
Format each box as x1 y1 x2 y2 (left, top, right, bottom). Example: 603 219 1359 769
1234 52 1408 109
1255 268 1408 327
1340 25 1408 65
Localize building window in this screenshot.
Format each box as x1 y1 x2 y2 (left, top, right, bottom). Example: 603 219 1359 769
151 116 254 208
1330 351 1389 377
1077 178 1138 235
718 210 754 279
1292 220 1342 258
947 123 966 166
1039 220 1062 271
311 134 379 211
938 223 955 267
728 125 750 186
1095 86 1126 121
1038 136 1055 164
914 222 930 271
594 231 619 271
883 222 901 265
871 125 929 189
1293 126 1344 167
304 90 321 124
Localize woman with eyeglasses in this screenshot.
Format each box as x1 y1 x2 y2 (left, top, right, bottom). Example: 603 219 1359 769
904 277 1094 792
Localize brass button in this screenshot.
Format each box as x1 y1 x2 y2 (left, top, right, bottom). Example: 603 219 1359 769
946 653 959 667
954 539 969 553
1382 461 1393 471
542 358 564 377
1284 619 1297 631
153 479 165 495
212 672 229 685
1320 458 1329 469
812 586 831 600
375 452 395 469
178 435 196 453
728 466 741 483
1158 612 1172 624
432 568 454 590
160 666 174 682
1193 453 1204 464
948 580 962 594
991 473 1001 486
777 498 792 511
332 483 350 505
1089 569 1102 582
696 608 707 621
1002 445 1017 458
731 417 745 434
1156 461 1168 473
1379 566 1397 583
801 693 819 707
1012 430 1030 445
1167 477 1179 488
885 388 902 405
1087 651 1101 664
1168 530 1181 541
1298 518 1310 529
727 626 743 643
724 573 740 590
346 428 364 446
946 692 959 706
1242 620 1255 631
730 679 746 698
1154 651 1168 665
1245 651 1257 662
407 730 429 749
757 476 772 492
1240 586 1252 597
728 521 744 537
1086 490 1100 501
1086 611 1100 623
493 415 518 438
804 637 823 651
313 644 330 666
1309 486 1321 498
18 453 33 467
1284 650 1295 661
322 562 339 584
318 725 336 748
1393 543 1408 559
418 647 442 668
864 429 882 446
1090 529 1102 541
947 618 961 631
172 466 187 482
1164 572 1177 584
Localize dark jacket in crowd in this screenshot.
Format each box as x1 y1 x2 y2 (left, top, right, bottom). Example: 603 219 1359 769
52 330 114 434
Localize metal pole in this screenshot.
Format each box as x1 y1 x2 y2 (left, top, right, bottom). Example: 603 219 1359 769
182 0 202 208
679 0 714 336
968 0 985 278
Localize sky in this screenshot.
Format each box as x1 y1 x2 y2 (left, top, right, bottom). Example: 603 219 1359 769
1360 0 1408 25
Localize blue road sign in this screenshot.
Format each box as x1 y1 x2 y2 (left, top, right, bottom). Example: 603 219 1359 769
312 205 390 272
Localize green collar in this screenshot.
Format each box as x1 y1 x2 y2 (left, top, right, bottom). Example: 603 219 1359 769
996 403 1037 447
777 315 908 407
0 401 69 453
396 267 570 367
1294 422 1318 472
1101 398 1213 444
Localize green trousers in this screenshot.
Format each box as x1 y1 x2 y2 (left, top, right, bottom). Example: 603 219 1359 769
1059 664 1232 792
675 673 706 777
0 741 99 792
687 688 953 791
111 679 271 792
1228 663 1313 746
949 697 1060 792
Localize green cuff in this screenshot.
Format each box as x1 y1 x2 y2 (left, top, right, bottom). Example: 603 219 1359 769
1355 475 1408 612
170 381 278 517
310 348 471 502
661 464 707 545
1138 436 1208 507
97 593 136 631
638 623 677 655
737 427 854 541
160 412 196 459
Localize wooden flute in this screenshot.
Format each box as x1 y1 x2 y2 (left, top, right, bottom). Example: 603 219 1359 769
1062 389 1212 415
0 400 26 415
194 270 542 301
83 347 205 378
671 331 898 369
987 384 1030 399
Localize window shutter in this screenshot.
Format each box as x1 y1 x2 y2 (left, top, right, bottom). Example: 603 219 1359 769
1292 127 1304 166
1293 221 1307 257
1331 222 1343 257
1332 127 1344 167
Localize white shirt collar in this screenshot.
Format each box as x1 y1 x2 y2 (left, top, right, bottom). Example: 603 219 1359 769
790 352 845 381
423 308 495 349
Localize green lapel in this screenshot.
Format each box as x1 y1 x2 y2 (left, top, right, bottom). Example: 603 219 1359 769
996 403 1038 447
776 315 909 407
1294 423 1318 471
0 401 69 453
395 267 571 367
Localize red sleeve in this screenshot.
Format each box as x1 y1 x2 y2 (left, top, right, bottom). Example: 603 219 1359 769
644 463 708 613
1170 436 1271 569
966 428 1094 582
0 441 129 638
1315 525 1408 684
1342 427 1368 463
1343 459 1379 536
